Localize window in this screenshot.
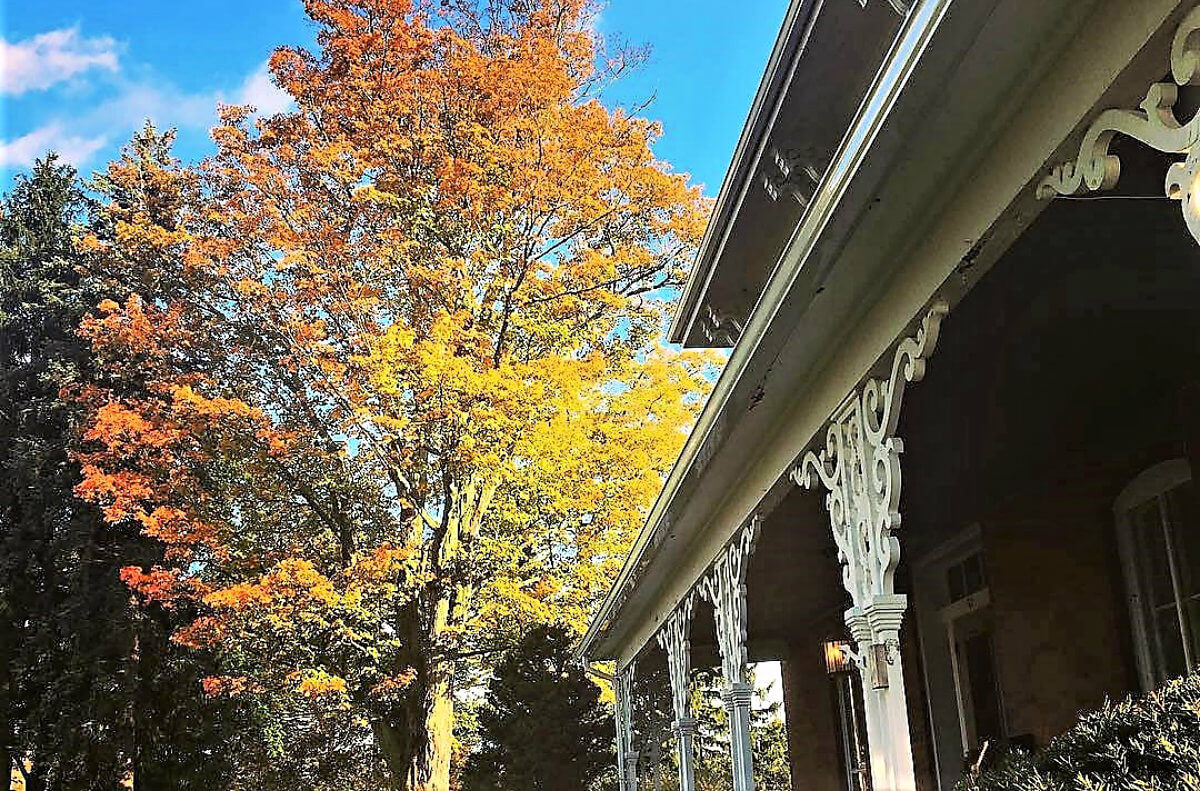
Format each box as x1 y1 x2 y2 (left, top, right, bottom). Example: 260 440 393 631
913 528 1006 791
1115 459 1200 690
946 551 987 604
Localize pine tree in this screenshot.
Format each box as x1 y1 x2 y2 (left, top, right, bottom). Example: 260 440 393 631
463 625 613 791
688 667 791 791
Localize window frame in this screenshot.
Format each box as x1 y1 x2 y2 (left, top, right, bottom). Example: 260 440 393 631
1114 458 1195 691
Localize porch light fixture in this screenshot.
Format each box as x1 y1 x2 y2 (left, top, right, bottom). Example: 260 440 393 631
823 639 855 675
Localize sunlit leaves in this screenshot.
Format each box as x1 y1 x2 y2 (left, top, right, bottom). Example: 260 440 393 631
74 0 719 783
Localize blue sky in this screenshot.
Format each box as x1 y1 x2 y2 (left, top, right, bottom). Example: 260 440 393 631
2 0 785 197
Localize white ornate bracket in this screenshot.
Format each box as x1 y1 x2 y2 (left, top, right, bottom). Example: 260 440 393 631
655 593 699 791
697 517 761 791
698 304 745 347
762 148 823 207
1038 5 1200 245
790 302 947 647
698 517 761 686
655 592 697 725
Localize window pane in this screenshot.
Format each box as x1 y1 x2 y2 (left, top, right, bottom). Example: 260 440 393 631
963 553 985 596
947 563 965 603
1154 605 1188 680
963 632 1004 743
1164 482 1200 597
1132 499 1175 609
1163 481 1200 669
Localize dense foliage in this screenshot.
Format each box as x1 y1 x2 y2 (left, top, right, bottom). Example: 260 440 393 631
689 668 791 791
61 0 715 788
462 624 612 791
0 157 245 790
958 672 1200 791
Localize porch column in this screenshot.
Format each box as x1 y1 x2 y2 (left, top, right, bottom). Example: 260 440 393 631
847 600 917 791
699 518 761 791
655 592 699 791
615 661 638 791
793 302 947 791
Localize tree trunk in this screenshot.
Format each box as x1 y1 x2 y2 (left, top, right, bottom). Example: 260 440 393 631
375 596 456 791
374 664 455 791
405 673 454 791
374 479 494 789
1 632 13 791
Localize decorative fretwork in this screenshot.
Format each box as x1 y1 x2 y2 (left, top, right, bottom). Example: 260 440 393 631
655 591 698 791
698 304 745 347
761 148 823 207
696 517 761 791
655 592 696 725
791 303 948 638
698 517 761 685
1038 5 1200 245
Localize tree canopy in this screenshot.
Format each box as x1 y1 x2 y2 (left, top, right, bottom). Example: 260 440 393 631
1 156 247 791
71 0 717 788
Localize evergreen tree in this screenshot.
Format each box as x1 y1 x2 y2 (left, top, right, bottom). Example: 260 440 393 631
0 155 243 790
689 667 791 791
463 625 613 791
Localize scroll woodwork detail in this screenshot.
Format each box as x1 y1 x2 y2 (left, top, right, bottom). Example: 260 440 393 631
1038 5 1200 246
655 592 697 725
790 303 947 643
698 517 761 685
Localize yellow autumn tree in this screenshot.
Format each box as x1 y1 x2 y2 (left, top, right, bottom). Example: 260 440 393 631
75 1 716 788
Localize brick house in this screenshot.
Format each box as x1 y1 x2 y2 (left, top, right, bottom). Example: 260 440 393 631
576 2 1200 790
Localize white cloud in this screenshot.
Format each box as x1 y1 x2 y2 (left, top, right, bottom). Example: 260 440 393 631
0 123 107 169
1 27 119 95
2 56 294 173
91 80 220 131
236 61 293 116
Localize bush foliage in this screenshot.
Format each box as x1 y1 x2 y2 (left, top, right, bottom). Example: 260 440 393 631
958 673 1200 791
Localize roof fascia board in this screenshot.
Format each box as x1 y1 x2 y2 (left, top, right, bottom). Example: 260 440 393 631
578 0 957 661
668 0 823 344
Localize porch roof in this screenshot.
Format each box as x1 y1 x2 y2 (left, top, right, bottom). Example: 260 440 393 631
669 0 905 348
579 0 1184 665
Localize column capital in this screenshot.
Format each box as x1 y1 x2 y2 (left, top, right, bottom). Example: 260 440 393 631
722 681 755 707
866 593 908 643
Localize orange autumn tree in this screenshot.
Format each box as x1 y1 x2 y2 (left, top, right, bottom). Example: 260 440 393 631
75 1 716 788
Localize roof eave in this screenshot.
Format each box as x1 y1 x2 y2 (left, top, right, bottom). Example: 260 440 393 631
668 0 816 346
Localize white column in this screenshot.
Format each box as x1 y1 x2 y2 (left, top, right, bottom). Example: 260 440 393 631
699 519 760 791
615 662 638 791
724 682 756 791
656 593 699 791
793 303 948 791
848 601 917 791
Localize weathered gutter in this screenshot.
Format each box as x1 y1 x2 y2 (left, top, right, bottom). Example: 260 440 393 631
576 0 957 662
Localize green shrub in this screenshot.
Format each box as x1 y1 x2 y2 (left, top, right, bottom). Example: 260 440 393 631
958 673 1200 791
